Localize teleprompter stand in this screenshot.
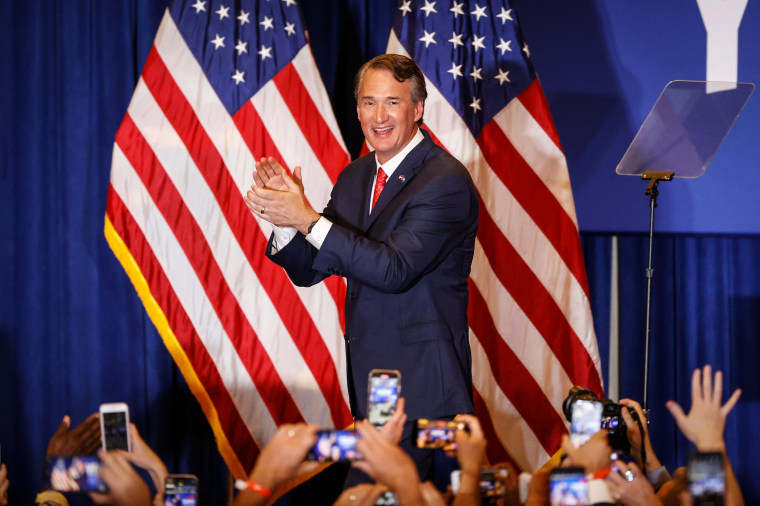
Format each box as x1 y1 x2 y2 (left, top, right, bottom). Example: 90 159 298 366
616 80 753 410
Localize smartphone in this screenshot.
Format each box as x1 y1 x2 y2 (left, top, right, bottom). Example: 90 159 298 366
44 455 108 493
100 402 131 452
367 369 401 428
688 452 725 506
414 418 465 450
549 467 588 506
450 467 508 497
306 430 363 461
165 474 198 506
570 399 603 447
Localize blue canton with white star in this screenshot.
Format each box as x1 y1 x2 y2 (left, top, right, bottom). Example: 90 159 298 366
170 0 307 116
394 0 536 137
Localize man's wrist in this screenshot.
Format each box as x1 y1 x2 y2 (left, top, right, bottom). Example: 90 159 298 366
298 211 321 235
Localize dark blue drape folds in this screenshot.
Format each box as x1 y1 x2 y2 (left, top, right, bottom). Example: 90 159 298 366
584 234 760 503
1 1 758 504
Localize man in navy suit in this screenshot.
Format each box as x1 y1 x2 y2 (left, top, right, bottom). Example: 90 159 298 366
245 54 478 479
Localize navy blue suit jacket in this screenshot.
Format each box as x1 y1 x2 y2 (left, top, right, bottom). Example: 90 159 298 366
266 131 478 421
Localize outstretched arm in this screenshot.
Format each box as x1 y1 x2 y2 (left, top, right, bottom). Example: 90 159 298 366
666 365 743 506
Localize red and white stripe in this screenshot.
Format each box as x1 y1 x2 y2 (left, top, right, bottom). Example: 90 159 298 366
106 10 353 476
388 31 604 472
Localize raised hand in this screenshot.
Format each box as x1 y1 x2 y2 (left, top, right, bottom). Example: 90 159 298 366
47 413 101 456
665 365 741 451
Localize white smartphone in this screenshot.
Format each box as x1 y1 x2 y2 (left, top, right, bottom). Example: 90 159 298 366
99 402 131 451
570 399 603 447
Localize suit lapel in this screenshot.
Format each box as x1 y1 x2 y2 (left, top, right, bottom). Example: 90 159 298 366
364 134 434 231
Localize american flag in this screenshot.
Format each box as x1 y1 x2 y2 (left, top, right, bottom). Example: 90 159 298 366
386 0 604 470
105 0 354 477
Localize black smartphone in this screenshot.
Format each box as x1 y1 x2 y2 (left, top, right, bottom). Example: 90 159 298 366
688 452 725 506
570 399 602 447
414 418 465 450
99 402 131 452
44 456 108 493
450 467 508 498
549 467 588 506
306 430 363 461
164 474 198 506
367 369 401 428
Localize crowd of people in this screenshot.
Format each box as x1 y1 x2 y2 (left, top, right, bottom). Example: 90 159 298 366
0 364 742 505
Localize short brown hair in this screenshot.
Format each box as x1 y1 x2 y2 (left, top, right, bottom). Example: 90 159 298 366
354 54 427 124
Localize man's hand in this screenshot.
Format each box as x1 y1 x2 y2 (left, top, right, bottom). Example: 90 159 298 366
47 413 101 456
252 156 289 191
245 158 320 234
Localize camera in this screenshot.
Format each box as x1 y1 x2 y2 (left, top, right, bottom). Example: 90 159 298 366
562 386 649 454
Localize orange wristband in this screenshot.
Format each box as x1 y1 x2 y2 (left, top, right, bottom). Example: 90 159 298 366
234 479 272 498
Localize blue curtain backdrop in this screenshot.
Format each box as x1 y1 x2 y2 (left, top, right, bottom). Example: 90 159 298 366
1 1 758 504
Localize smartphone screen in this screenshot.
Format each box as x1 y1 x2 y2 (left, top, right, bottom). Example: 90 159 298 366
415 419 464 450
570 399 603 447
165 474 198 506
306 430 363 461
688 452 725 506
100 403 130 452
451 468 508 497
549 467 588 506
44 456 108 493
368 369 400 428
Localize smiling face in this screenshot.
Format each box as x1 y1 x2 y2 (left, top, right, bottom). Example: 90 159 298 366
356 67 424 165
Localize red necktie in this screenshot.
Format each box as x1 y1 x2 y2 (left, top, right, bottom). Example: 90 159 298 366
371 167 387 210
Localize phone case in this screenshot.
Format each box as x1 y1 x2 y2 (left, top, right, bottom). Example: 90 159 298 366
99 402 131 452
